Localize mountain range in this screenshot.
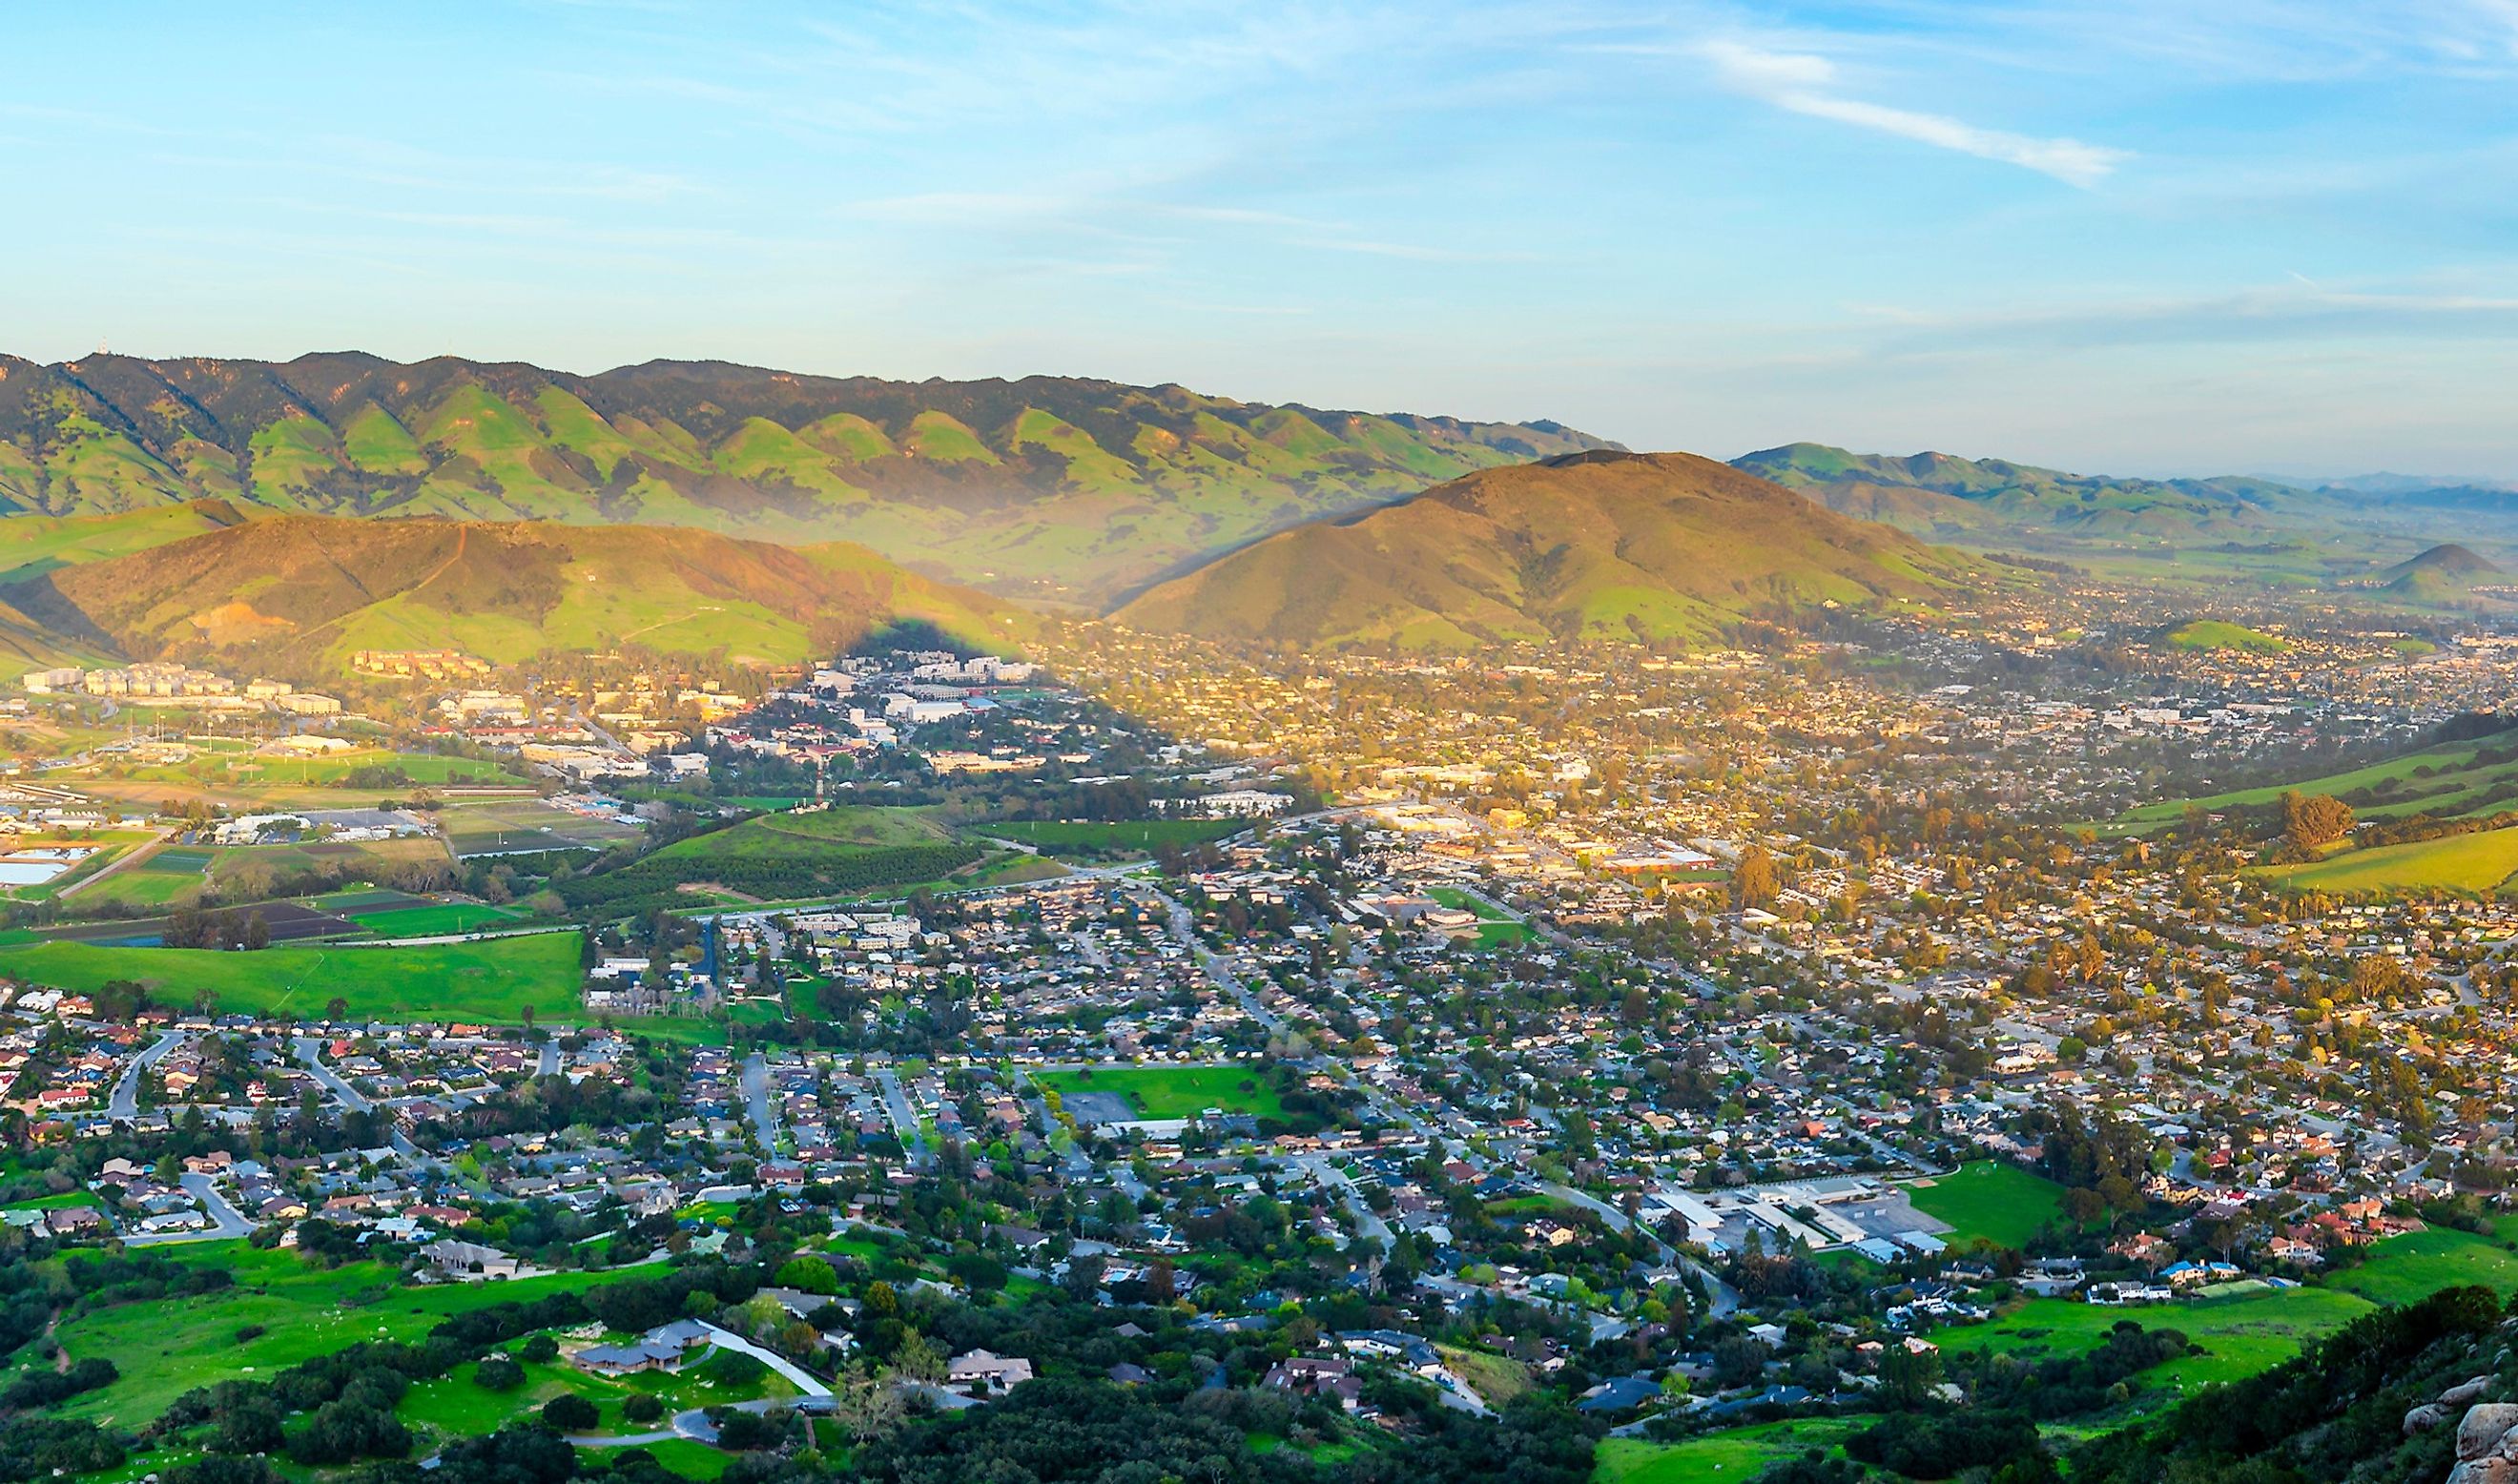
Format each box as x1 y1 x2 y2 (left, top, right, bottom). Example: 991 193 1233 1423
0 352 1612 606
1117 450 1983 649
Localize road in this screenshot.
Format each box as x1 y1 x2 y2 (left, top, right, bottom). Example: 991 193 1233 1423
109 1031 187 1120
294 1037 422 1157
1141 886 1288 1037
293 1037 370 1111
57 825 175 901
1292 1153 1393 1248
873 1066 928 1165
538 1040 561 1078
121 1172 253 1246
740 1053 779 1151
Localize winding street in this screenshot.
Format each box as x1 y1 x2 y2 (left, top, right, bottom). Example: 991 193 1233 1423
109 1030 186 1120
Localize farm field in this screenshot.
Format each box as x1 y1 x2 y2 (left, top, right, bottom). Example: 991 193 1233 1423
107 747 525 791
1033 1064 1291 1122
0 929 585 1021
2250 824 2518 896
31 1243 646 1429
2325 1227 2518 1304
1593 1420 1854 1484
562 805 982 916
1907 1161 2069 1250
987 816 1244 859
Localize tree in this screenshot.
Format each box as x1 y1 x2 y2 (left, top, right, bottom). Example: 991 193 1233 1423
2282 792 2354 850
894 1331 946 1388
830 1360 905 1443
519 1334 560 1364
1878 1340 1946 1407
474 1358 526 1392
324 997 349 1024
1732 845 1779 910
540 1394 599 1432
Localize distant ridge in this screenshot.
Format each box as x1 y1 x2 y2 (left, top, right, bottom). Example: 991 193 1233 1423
1117 450 1980 649
0 351 1617 604
2380 543 2505 604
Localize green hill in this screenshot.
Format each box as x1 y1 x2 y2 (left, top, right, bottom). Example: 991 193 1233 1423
1116 450 1980 649
2380 543 2505 606
2163 619 2288 653
0 352 1615 604
0 514 1020 678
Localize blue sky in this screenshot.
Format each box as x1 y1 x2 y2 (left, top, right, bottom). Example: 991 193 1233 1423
7 1 2516 478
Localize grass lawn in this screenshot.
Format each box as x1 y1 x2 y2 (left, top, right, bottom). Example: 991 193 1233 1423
2164 619 2286 653
37 1243 646 1428
402 1349 795 1441
1907 1161 2069 1250
988 817 1244 859
1438 1345 1534 1405
2326 1228 2518 1304
1033 1064 1291 1122
1937 1286 2374 1398
440 798 644 857
1594 1420 1853 1483
0 930 586 1023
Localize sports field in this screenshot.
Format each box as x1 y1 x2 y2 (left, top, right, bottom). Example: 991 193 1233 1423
2250 824 2518 896
1906 1161 2069 1249
0 930 584 1021
1033 1064 1290 1122
439 797 645 856
989 817 1244 859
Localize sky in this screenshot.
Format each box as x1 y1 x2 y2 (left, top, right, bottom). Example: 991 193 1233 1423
6 1 2516 479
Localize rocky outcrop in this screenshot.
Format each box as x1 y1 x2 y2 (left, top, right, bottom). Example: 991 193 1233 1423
2450 1401 2518 1484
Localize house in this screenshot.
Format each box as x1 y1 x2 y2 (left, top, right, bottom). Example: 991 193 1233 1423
422 1238 521 1280
946 1349 1035 1394
573 1320 714 1377
1261 1355 1361 1411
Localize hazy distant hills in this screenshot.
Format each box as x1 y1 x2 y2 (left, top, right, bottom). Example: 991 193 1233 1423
0 352 1614 604
1732 443 2305 543
0 510 1015 677
1117 450 1981 649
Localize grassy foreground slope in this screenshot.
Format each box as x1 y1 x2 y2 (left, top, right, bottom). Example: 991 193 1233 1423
2250 824 2518 896
0 514 1020 677
1119 451 1982 649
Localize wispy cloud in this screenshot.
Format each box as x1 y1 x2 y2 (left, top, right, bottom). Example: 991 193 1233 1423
1698 38 2128 188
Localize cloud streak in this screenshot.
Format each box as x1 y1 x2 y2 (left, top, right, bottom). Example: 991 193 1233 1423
1700 39 2128 187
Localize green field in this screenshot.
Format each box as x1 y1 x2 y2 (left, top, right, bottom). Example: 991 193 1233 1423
111 747 524 791
0 930 585 1022
2251 824 2518 896
989 817 1246 859
2116 743 2518 833
2164 619 2287 653
31 1243 646 1428
1907 1162 2069 1250
1594 1421 1853 1484
1033 1064 1291 1122
440 798 646 857
351 901 528 938
2327 1228 2518 1304
401 1349 795 1442
1938 1286 2374 1396
1429 886 1534 947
